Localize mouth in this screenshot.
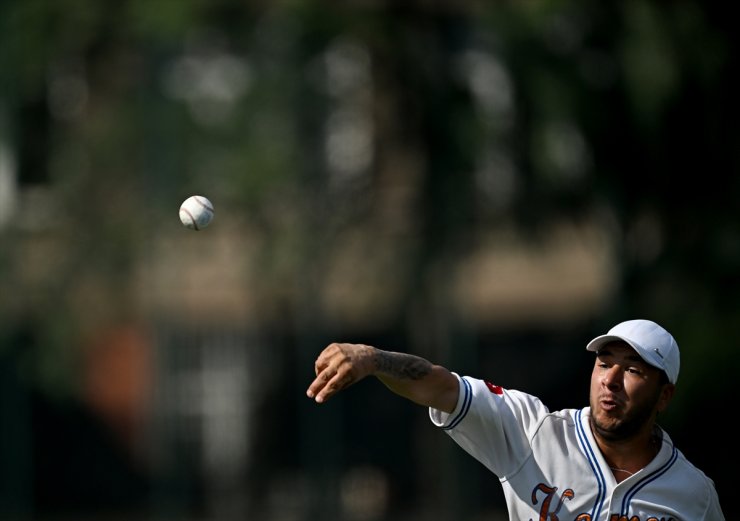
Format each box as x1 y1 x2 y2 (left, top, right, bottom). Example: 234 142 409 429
599 395 623 412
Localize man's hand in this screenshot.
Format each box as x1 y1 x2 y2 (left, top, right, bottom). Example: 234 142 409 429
307 343 377 403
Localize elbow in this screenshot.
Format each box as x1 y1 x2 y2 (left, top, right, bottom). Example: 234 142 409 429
428 368 459 413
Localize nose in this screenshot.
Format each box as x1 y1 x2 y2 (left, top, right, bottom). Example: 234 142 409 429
602 365 623 389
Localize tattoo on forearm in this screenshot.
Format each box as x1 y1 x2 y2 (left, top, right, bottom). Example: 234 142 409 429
375 351 433 380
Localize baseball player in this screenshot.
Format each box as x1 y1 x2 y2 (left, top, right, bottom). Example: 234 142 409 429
307 319 725 520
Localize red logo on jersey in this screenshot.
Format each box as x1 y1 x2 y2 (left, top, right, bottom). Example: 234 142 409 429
485 381 504 395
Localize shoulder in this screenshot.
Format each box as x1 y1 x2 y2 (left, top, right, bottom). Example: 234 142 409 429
671 447 719 490
463 378 576 430
461 377 545 410
662 431 717 484
664 442 724 517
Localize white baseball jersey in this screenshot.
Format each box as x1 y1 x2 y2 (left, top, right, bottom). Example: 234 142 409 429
429 374 725 521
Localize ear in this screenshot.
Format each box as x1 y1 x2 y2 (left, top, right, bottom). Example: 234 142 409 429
656 383 675 413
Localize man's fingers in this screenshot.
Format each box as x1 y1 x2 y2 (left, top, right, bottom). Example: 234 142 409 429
308 363 354 403
316 371 354 403
307 343 374 403
307 360 338 399
313 358 328 377
313 343 342 375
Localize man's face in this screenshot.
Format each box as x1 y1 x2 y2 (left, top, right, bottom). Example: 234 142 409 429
589 341 674 441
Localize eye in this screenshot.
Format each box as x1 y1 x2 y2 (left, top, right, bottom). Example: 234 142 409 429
627 367 643 375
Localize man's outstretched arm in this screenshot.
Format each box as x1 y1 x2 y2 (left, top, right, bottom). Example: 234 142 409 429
306 343 459 413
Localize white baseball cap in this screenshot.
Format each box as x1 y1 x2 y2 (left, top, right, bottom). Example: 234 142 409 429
586 319 680 384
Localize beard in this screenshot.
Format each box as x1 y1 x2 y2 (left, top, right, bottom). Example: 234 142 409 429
590 401 655 441
589 387 662 442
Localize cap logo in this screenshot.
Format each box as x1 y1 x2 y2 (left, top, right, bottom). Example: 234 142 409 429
653 348 664 359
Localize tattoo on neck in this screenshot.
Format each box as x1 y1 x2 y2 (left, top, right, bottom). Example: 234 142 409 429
376 351 433 380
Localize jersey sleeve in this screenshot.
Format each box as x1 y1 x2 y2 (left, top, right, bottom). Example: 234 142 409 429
705 487 726 521
700 475 726 520
429 374 550 478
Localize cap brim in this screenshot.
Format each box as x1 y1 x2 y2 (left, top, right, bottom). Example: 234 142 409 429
586 334 626 352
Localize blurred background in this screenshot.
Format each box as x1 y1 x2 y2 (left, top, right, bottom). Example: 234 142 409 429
0 1 736 520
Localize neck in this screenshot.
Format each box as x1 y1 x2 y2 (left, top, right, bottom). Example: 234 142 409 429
591 422 662 480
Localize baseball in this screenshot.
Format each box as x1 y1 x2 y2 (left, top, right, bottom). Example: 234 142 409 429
179 195 214 230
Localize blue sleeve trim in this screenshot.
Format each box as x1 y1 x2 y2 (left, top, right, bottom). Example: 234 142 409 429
443 377 472 431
